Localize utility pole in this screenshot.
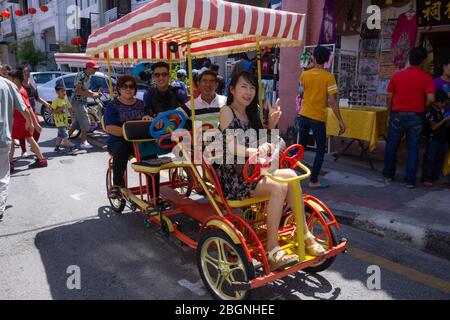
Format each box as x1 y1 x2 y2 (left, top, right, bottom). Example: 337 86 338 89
98 0 105 27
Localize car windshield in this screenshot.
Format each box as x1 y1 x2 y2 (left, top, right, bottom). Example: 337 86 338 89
90 76 110 92
63 76 76 89
33 73 54 84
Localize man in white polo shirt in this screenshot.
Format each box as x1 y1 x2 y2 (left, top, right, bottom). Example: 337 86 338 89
179 70 226 130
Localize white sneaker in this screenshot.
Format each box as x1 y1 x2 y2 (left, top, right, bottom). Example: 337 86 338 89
80 142 93 149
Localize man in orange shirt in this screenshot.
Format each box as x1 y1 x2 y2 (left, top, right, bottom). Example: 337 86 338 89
297 46 345 188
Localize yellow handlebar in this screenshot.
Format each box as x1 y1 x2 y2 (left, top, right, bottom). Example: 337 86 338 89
262 161 311 184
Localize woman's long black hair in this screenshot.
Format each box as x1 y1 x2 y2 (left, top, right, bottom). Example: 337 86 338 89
226 71 263 131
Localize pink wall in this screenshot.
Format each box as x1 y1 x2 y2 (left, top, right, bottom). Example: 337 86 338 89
279 0 324 136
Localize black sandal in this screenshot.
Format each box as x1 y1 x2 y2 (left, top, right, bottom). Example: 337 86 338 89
108 186 122 199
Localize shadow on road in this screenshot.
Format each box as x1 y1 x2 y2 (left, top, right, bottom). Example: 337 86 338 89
36 205 345 300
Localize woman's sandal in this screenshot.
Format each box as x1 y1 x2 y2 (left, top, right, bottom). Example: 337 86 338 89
108 186 122 200
267 246 299 271
305 233 326 256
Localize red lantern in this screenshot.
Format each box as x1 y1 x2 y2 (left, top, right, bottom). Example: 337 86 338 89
14 9 24 17
28 7 37 15
1 11 11 19
40 5 48 12
71 37 85 46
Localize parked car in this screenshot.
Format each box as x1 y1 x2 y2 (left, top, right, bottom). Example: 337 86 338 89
30 71 70 87
37 72 149 125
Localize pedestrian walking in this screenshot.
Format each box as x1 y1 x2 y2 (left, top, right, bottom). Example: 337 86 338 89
67 61 101 149
51 85 75 152
0 76 32 220
297 45 345 189
8 70 48 169
19 67 50 158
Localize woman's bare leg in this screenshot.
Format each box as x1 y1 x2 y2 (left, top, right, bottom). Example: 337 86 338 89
26 137 44 159
9 144 15 162
251 177 288 251
270 169 324 250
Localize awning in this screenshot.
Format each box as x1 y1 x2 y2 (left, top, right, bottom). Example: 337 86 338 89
54 52 128 68
86 0 305 61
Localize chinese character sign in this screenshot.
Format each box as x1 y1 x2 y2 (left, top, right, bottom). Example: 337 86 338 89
417 0 450 26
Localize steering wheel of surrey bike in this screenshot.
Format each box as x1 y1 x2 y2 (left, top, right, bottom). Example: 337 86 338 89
243 143 305 183
149 110 187 139
279 144 305 169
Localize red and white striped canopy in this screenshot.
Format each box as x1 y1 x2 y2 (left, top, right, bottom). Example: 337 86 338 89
86 0 305 61
54 52 128 68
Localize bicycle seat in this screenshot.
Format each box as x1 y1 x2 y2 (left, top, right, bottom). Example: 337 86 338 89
213 194 271 208
134 156 173 167
131 156 191 174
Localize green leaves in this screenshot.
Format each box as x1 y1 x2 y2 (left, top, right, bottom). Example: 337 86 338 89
16 39 47 69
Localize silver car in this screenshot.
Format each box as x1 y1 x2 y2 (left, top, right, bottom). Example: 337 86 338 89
30 71 70 86
37 72 148 125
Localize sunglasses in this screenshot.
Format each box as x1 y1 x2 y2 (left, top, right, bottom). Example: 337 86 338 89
153 72 169 78
120 84 136 90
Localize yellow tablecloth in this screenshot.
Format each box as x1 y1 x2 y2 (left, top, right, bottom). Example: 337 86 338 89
326 107 388 152
443 151 450 176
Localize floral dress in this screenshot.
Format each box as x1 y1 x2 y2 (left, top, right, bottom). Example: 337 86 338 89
214 108 259 200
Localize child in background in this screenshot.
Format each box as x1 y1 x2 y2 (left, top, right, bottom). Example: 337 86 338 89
422 89 450 187
51 85 74 152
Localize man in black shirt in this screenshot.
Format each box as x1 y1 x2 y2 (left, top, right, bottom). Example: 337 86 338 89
143 62 188 118
142 62 189 204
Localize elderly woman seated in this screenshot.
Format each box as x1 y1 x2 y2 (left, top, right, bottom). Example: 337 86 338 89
104 75 154 199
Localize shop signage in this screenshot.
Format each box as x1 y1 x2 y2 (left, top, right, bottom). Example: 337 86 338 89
417 0 450 27
16 15 33 39
1 18 13 36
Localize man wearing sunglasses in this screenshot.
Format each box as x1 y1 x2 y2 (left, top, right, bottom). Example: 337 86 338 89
143 62 189 131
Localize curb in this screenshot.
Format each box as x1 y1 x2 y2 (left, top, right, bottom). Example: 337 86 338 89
328 202 450 261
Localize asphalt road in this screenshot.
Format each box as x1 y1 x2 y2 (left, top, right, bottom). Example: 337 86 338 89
1 125 449 300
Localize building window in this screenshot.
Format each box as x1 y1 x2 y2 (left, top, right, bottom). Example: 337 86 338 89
106 0 117 11
20 0 29 14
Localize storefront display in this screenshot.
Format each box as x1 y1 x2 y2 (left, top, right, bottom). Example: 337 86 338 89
354 10 416 108
391 11 417 69
334 49 357 101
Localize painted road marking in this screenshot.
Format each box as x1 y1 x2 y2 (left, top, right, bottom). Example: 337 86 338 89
348 247 450 294
70 193 87 201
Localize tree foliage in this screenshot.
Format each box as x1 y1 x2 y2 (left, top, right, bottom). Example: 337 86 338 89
16 39 47 69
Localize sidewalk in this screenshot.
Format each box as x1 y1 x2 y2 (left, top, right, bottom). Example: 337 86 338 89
300 141 450 261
